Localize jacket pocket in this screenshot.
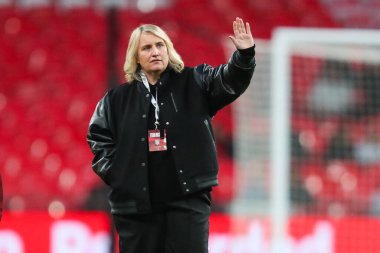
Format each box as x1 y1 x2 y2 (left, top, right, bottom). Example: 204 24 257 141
203 119 217 151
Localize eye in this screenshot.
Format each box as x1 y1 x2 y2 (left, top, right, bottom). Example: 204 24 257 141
142 45 150 51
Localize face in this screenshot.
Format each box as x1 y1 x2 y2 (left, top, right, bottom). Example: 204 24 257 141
137 32 169 78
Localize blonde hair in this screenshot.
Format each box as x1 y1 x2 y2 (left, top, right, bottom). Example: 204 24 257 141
124 24 184 83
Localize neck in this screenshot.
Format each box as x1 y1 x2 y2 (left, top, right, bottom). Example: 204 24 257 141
144 72 160 85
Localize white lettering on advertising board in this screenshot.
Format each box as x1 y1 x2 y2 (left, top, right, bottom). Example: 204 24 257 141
50 220 111 253
0 230 24 253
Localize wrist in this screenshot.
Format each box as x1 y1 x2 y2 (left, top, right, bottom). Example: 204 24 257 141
238 45 255 56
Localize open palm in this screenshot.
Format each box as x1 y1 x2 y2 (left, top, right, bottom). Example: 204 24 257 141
229 17 255 50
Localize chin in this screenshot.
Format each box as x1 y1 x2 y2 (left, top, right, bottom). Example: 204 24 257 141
151 67 165 72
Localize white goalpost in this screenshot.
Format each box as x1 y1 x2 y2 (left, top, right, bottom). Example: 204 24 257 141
221 27 380 253
269 28 380 253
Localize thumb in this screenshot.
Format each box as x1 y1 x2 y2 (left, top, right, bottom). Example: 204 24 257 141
228 36 238 48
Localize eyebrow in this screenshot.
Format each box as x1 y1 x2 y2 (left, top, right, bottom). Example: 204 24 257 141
141 41 165 49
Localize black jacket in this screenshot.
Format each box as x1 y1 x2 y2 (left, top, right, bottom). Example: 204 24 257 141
87 48 256 214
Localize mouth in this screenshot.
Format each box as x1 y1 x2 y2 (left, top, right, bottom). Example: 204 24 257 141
150 59 161 63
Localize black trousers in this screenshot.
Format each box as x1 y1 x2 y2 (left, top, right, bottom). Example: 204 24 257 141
112 192 211 253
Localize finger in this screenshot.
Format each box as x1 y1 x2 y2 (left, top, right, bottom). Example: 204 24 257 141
239 18 246 34
246 22 251 36
233 20 239 37
236 18 242 34
234 17 240 34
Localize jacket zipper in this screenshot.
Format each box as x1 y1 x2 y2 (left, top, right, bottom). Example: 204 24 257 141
170 92 178 113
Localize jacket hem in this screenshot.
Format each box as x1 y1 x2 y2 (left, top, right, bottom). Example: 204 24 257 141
109 201 139 214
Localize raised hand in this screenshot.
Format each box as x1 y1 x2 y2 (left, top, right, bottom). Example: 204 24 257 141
229 17 255 50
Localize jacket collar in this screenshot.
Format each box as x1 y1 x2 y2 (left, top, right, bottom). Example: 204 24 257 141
137 68 173 93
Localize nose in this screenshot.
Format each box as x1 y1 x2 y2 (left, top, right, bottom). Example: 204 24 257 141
152 46 159 56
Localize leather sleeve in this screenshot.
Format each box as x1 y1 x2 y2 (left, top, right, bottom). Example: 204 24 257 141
87 93 115 185
193 46 256 116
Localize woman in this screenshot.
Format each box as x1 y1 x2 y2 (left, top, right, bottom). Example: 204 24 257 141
87 17 256 253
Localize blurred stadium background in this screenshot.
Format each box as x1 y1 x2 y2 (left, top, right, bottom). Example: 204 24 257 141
1 0 380 252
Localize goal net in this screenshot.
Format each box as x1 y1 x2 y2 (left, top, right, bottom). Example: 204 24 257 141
230 28 380 253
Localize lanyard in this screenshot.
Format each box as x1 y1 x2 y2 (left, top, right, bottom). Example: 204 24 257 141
140 72 160 129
